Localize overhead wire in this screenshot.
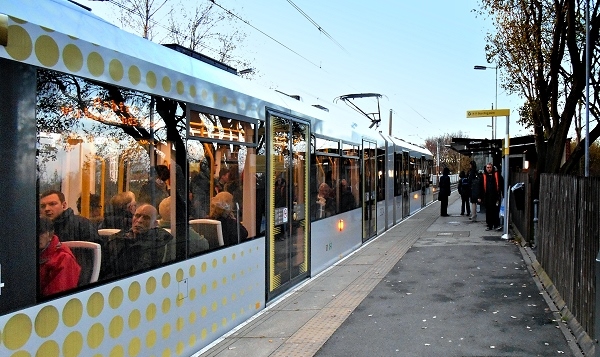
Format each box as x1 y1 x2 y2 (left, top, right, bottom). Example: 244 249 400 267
284 0 347 53
208 0 321 68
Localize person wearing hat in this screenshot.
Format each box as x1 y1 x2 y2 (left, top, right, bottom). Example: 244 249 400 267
208 192 248 246
38 217 81 296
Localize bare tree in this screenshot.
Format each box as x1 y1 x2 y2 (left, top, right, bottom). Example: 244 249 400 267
110 0 171 40
425 132 469 174
477 0 600 177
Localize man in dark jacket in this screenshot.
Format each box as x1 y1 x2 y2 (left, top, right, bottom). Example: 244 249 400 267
438 167 451 216
478 163 504 230
40 190 101 244
468 161 480 222
102 204 173 279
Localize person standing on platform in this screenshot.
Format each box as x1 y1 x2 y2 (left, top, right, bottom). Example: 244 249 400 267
438 167 451 217
458 171 471 216
478 163 504 231
468 161 480 222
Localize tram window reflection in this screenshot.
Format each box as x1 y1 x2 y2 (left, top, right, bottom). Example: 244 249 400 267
187 108 262 246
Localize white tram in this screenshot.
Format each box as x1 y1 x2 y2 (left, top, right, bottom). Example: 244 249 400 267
0 1 434 355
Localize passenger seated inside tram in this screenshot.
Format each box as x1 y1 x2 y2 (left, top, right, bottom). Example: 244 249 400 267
207 192 248 246
313 182 336 219
76 193 103 228
38 217 81 296
100 191 136 230
101 204 173 279
158 197 209 255
138 165 170 209
339 179 356 213
39 189 101 244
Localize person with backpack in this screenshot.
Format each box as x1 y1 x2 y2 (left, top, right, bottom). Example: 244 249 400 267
458 171 471 216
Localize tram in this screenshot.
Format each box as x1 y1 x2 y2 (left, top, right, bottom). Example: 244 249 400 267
0 1 434 356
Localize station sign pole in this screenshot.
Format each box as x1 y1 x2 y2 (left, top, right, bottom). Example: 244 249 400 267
466 109 511 239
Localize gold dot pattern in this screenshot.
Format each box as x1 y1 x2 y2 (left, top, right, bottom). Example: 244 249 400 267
161 272 171 288
0 19 268 357
161 298 171 314
146 303 157 322
109 316 124 339
145 330 157 348
146 277 157 294
63 44 83 72
87 323 104 349
35 305 59 338
128 281 141 302
62 299 83 327
128 65 141 85
62 331 83 357
34 35 59 67
3 314 32 350
109 287 124 309
87 292 104 317
128 309 141 330
87 51 104 77
37 340 59 357
109 58 124 81
6 25 32 61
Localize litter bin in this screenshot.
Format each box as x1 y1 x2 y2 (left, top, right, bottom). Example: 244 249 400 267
511 182 525 211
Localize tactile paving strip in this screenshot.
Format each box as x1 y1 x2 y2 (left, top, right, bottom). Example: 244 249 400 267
270 205 439 357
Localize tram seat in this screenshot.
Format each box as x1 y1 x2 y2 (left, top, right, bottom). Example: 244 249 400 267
62 241 102 285
98 228 121 236
189 219 224 249
162 228 175 263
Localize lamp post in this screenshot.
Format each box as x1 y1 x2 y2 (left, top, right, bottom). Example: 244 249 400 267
474 65 498 140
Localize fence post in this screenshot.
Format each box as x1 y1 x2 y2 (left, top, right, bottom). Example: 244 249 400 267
596 250 600 357
533 199 539 248
501 185 511 240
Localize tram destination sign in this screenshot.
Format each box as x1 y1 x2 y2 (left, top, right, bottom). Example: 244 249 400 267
466 109 510 118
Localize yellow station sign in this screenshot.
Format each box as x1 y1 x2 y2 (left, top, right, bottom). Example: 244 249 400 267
466 109 510 118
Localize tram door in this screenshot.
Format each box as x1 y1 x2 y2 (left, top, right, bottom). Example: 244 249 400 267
267 113 310 300
402 152 410 218
362 140 377 242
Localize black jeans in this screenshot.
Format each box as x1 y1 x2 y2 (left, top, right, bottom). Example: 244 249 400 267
460 195 471 215
485 201 500 228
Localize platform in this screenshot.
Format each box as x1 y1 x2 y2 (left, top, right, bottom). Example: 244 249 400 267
197 193 583 357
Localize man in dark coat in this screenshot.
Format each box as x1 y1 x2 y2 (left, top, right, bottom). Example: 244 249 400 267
40 190 101 244
478 163 504 230
468 161 480 222
102 204 173 279
438 167 451 216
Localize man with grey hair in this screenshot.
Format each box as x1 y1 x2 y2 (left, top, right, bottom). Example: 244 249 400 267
101 203 173 279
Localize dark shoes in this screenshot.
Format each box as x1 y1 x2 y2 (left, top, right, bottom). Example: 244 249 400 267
441 214 450 217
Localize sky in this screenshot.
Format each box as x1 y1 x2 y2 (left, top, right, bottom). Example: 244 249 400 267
78 0 531 145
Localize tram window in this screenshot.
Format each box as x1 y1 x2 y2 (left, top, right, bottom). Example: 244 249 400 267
187 110 262 247
36 68 186 288
376 148 386 201
339 158 360 212
311 155 339 220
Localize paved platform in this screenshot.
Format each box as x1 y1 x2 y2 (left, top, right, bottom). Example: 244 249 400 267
198 193 583 357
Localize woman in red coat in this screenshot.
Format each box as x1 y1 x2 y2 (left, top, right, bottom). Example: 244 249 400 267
39 217 81 296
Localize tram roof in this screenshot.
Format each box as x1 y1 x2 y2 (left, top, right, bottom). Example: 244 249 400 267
2 0 333 123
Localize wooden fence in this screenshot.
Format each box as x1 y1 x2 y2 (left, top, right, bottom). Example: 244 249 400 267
508 172 533 243
537 174 600 341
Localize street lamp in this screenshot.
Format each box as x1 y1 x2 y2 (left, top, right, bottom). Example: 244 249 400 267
474 65 498 140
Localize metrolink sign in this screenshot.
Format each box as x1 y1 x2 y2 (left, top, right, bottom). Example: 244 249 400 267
466 109 510 118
